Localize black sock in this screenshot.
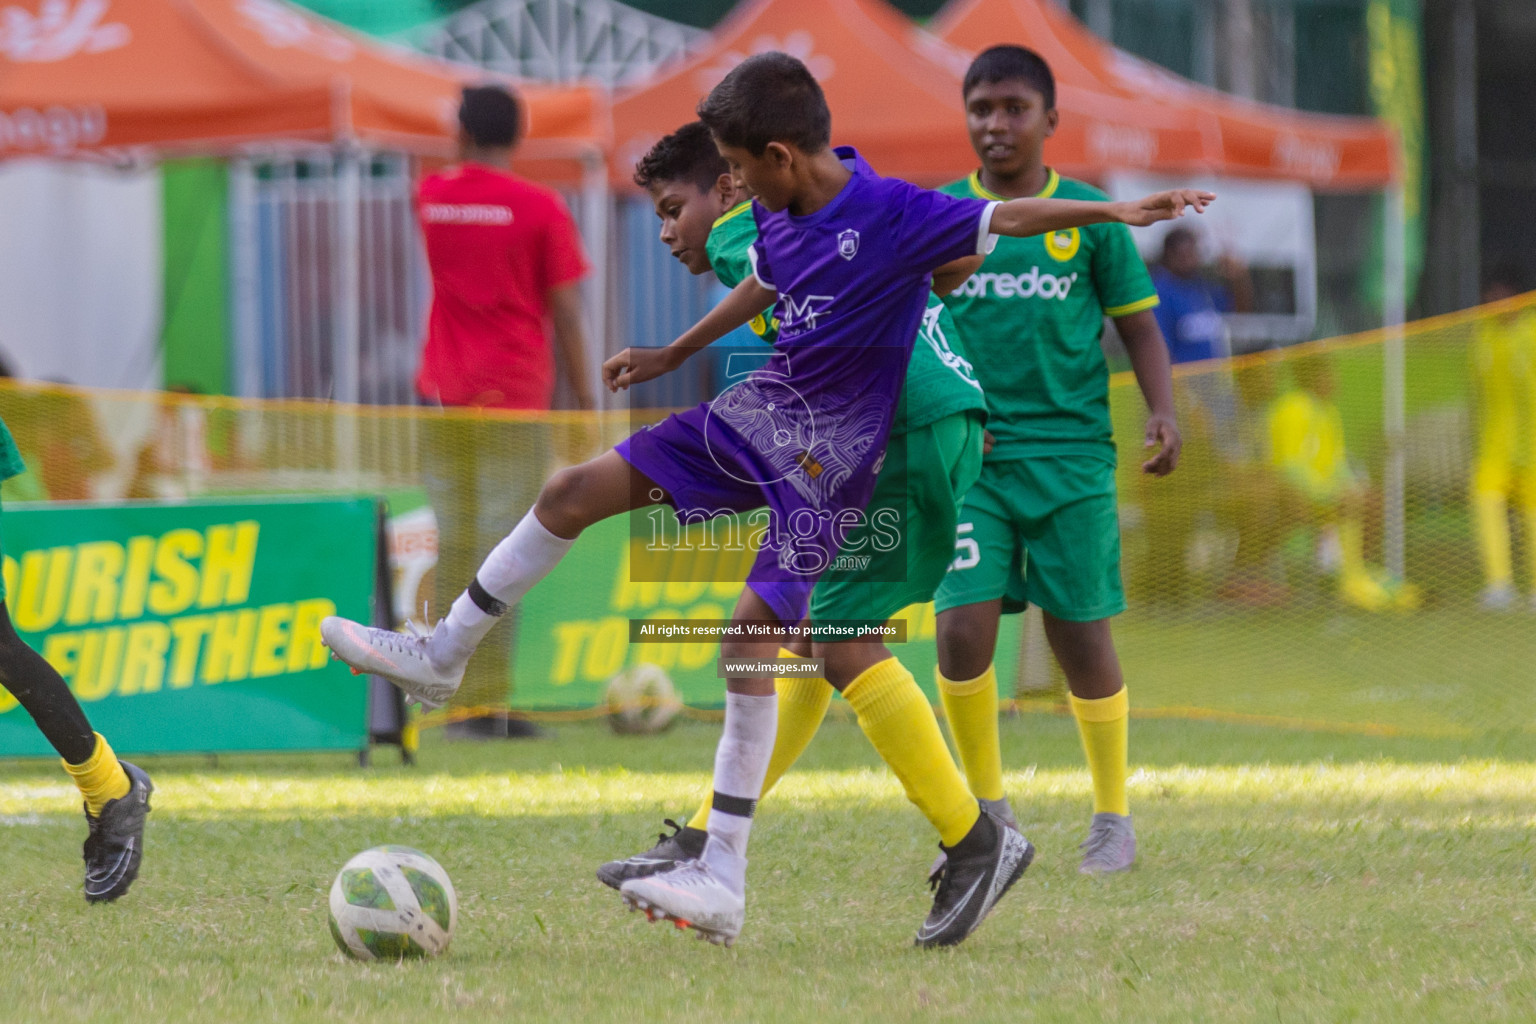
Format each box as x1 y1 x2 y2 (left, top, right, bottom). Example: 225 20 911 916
0 603 95 764
944 803 998 858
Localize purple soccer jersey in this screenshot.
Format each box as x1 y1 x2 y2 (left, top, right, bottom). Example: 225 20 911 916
619 148 997 625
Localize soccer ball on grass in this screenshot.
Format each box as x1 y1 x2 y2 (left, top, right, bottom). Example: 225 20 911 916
328 845 457 960
605 662 682 735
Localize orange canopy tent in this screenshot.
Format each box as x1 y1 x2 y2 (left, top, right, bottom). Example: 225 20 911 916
0 0 614 406
932 0 1396 189
611 0 979 188
0 0 608 166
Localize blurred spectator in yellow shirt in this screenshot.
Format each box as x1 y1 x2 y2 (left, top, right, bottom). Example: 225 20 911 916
1469 263 1536 610
1263 358 1419 612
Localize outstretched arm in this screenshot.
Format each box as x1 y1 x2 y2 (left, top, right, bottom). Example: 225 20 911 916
602 277 777 392
988 189 1216 239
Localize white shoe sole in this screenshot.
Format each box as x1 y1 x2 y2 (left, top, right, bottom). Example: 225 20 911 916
621 891 738 946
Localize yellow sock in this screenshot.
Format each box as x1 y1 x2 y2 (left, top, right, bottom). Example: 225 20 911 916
845 657 979 847
62 733 130 818
1473 490 1513 587
937 665 1004 802
688 648 831 831
1070 688 1130 816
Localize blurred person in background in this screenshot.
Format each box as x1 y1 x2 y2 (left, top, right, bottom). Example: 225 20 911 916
1468 262 1536 611
1150 226 1253 365
1136 227 1253 604
1265 357 1419 612
416 85 594 737
127 384 212 501
0 376 114 502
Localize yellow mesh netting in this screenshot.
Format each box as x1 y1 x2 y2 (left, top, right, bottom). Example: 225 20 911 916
1111 291 1536 737
2 290 1533 736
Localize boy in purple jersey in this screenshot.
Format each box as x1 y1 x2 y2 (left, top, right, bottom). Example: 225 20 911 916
321 52 1211 948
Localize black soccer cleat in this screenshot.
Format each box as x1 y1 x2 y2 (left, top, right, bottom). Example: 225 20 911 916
82 760 153 904
597 818 708 891
915 809 1034 949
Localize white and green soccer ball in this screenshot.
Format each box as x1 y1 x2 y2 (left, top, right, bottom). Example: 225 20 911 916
605 662 682 735
328 845 457 961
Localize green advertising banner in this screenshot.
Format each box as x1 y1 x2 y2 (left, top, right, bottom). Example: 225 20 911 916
511 514 1020 709
0 497 377 756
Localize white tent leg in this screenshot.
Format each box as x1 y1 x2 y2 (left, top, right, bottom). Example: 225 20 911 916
1382 185 1407 580
580 149 610 412
334 146 362 483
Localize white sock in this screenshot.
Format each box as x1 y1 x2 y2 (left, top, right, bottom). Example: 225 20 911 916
428 509 574 674
700 691 778 897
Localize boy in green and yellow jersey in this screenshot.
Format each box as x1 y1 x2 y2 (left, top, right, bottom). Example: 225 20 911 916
932 46 1183 874
599 120 1028 903
0 413 153 901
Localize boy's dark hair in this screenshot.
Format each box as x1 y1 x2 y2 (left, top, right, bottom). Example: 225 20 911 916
459 85 522 149
962 45 1056 110
1162 226 1199 257
696 52 831 157
633 121 730 192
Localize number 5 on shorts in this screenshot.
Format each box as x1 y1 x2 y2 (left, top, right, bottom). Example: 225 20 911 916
951 522 979 571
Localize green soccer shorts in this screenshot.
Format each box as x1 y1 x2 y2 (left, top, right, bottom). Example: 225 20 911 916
809 410 985 629
933 452 1126 622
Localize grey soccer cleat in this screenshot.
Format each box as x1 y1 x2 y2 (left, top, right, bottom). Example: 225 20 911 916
320 616 462 710
1078 812 1137 874
916 810 1034 949
83 760 153 903
1480 584 1517 612
598 818 709 891
620 859 744 947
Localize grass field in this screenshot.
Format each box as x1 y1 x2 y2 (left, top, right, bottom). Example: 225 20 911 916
1115 606 1536 736
4 713 1536 1023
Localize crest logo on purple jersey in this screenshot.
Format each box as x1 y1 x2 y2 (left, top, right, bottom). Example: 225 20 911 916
837 229 859 261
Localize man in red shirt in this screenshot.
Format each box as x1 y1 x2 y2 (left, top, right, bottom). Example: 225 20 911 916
416 85 594 735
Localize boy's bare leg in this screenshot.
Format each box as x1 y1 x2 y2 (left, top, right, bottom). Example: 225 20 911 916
322 449 664 706
934 599 1004 682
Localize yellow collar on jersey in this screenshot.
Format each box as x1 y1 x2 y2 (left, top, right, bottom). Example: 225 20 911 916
968 167 1060 201
712 201 753 229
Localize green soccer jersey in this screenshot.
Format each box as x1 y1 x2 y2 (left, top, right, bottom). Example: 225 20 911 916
940 170 1159 459
705 201 986 436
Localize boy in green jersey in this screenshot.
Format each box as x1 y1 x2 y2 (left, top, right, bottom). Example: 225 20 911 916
600 121 1027 912
0 414 153 901
933 47 1184 874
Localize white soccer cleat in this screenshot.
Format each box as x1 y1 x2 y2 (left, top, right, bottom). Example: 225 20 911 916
320 616 463 710
619 859 744 946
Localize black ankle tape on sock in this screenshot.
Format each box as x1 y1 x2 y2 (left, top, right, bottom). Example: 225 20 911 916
711 792 757 819
467 578 509 617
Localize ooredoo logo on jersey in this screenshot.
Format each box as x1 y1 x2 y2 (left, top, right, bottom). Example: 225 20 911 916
957 268 1078 301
